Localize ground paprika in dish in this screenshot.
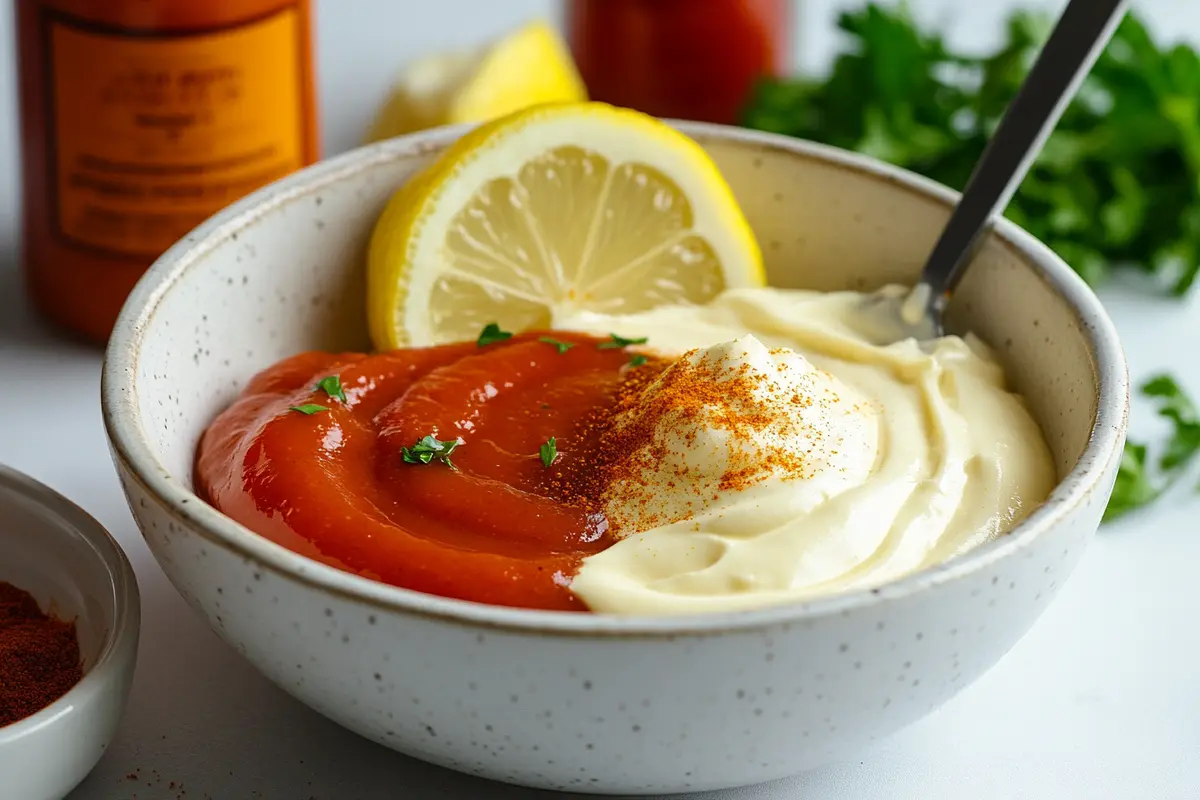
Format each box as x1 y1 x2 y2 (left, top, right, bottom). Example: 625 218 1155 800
0 581 83 727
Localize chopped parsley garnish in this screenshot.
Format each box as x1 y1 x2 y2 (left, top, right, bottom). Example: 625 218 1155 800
538 336 575 354
627 354 649 367
539 437 558 468
315 375 347 403
598 333 649 350
289 403 329 416
402 434 461 469
1106 375 1200 521
476 323 513 347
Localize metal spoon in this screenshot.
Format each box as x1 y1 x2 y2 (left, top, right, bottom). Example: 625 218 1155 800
884 0 1131 341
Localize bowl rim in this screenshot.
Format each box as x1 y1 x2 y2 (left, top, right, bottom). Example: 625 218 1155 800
0 464 141 743
101 121 1129 637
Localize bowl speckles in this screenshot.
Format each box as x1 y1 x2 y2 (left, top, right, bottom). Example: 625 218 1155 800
102 123 1127 794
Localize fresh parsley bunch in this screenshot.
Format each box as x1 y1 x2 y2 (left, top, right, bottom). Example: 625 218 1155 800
744 4 1200 294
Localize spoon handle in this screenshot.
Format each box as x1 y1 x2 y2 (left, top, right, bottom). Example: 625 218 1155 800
919 0 1130 315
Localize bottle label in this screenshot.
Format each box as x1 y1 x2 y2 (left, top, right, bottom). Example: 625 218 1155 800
44 7 309 257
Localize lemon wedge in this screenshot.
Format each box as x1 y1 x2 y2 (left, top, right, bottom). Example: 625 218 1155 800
367 102 765 349
366 20 588 142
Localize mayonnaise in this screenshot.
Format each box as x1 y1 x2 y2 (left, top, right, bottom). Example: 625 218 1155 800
557 286 1056 615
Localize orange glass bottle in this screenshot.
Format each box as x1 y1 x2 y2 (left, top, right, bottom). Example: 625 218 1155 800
16 0 321 343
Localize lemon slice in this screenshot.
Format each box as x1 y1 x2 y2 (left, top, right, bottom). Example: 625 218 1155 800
366 20 588 142
368 102 765 349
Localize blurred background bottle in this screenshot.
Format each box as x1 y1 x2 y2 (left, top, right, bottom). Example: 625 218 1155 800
15 0 321 344
565 0 793 125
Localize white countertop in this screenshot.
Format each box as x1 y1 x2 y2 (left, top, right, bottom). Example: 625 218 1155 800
1 1 1198 798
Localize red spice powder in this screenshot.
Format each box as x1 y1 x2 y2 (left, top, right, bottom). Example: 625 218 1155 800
548 345 820 532
546 358 667 511
0 581 83 727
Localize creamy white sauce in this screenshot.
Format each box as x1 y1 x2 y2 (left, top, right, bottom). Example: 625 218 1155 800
556 286 1056 615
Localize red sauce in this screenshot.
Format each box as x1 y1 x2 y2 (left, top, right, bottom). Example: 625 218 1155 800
195 332 657 611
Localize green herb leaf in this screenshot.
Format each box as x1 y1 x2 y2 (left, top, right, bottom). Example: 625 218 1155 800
477 323 513 347
1106 375 1200 521
539 437 558 468
628 354 649 367
289 404 329 416
315 375 347 403
538 336 576 354
402 434 461 469
598 333 649 350
1105 444 1160 523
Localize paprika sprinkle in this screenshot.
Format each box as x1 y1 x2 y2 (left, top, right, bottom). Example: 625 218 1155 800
0 581 83 727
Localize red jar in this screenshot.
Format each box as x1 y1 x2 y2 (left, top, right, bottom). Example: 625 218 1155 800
565 0 792 125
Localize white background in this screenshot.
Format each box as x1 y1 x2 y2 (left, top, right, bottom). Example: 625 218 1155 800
1 1 1199 798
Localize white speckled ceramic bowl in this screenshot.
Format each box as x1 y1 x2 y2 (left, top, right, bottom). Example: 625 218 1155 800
0 464 140 800
101 123 1127 795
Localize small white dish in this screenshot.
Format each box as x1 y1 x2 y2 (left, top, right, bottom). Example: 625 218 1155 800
0 464 140 800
